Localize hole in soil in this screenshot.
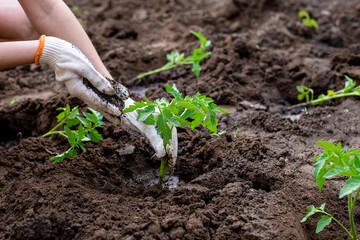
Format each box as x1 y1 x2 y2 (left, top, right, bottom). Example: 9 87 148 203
0 108 39 149
0 120 21 149
252 181 271 192
129 168 179 190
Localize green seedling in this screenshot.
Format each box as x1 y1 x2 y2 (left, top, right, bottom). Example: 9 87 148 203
133 31 212 84
290 75 360 110
9 97 16 106
123 84 228 188
299 11 319 30
43 104 104 163
78 18 84 25
301 141 359 239
296 85 314 103
72 5 80 12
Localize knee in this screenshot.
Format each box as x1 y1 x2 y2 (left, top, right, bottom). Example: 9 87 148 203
0 4 39 40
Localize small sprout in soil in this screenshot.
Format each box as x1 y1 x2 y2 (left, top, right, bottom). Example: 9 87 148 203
299 10 319 30
78 18 84 25
133 31 212 84
211 130 226 137
301 141 359 239
72 5 80 12
9 97 16 106
43 104 104 163
232 128 242 138
289 75 360 110
123 84 228 188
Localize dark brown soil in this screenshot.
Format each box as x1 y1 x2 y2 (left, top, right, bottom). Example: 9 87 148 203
1 0 360 239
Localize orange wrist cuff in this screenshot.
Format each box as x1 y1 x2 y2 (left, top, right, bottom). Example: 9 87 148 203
35 35 46 66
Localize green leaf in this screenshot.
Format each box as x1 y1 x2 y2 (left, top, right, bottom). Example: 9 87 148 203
77 116 91 128
181 109 196 119
163 109 180 127
90 129 103 143
203 115 217 133
313 154 327 179
316 215 331 233
296 85 305 93
57 112 66 122
66 118 80 128
219 108 229 113
308 19 319 30
301 205 317 222
143 114 156 125
65 104 71 116
78 142 86 152
49 148 77 163
165 84 183 101
299 11 310 19
192 62 201 78
137 105 155 122
77 124 85 142
176 101 199 110
123 101 147 113
9 97 16 106
344 75 356 92
68 107 79 119
339 176 360 198
316 141 339 155
83 112 97 124
190 111 205 130
319 203 326 211
156 114 172 145
354 155 360 168
297 93 305 101
65 126 76 147
88 107 103 123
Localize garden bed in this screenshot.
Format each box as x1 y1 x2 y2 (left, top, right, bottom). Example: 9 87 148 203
1 0 360 239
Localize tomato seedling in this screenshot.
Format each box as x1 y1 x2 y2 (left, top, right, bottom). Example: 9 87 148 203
289 75 360 110
123 84 228 188
133 31 212 84
43 104 104 163
299 10 319 30
301 141 359 239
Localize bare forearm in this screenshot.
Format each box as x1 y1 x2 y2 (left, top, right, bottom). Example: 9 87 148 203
0 40 38 70
18 0 111 78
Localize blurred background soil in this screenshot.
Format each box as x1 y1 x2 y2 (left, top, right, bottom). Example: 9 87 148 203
1 0 360 239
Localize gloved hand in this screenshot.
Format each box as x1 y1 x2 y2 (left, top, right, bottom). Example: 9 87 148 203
37 35 178 166
121 98 178 167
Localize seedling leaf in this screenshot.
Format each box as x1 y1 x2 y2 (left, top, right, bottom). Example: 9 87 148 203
316 215 332 233
339 177 360 198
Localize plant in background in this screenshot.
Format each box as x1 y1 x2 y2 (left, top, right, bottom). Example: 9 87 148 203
43 104 104 163
123 84 228 187
296 85 314 103
133 31 212 84
9 97 16 107
301 141 359 239
299 10 319 30
289 75 360 110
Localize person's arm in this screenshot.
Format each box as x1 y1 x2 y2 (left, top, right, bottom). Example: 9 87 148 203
18 0 111 78
0 40 38 69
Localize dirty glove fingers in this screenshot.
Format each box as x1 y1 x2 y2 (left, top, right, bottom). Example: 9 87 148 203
121 98 166 158
121 98 178 165
166 127 178 167
64 78 122 124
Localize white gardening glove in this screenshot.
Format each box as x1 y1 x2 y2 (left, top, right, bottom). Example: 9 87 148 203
37 35 178 166
121 98 178 167
37 35 126 122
